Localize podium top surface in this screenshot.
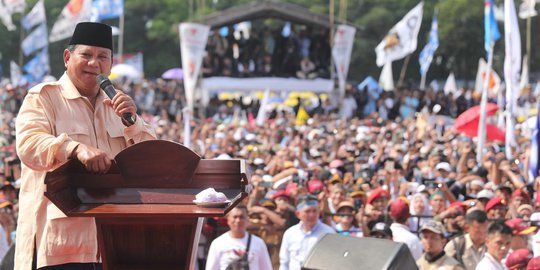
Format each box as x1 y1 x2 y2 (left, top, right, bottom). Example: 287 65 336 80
44 140 249 218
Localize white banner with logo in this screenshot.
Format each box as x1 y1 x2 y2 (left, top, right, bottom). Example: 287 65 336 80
49 0 92 42
332 24 356 97
375 2 423 67
179 22 210 111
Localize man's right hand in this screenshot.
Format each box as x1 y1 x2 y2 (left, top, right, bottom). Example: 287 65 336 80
72 144 112 173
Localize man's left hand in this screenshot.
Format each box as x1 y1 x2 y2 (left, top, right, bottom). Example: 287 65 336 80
103 90 137 121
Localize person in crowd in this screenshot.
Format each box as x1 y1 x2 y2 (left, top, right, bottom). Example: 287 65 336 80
13 22 156 270
476 221 513 270
410 192 431 233
206 205 272 270
445 210 488 270
485 196 508 221
505 249 532 270
368 222 393 240
505 218 537 252
417 220 464 270
389 198 423 260
334 200 362 237
279 195 334 270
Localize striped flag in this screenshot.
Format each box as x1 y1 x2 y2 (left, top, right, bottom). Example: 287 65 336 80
419 14 439 76
22 0 46 31
21 23 48 56
49 0 92 43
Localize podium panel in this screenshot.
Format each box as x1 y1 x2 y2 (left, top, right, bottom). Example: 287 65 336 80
44 140 249 270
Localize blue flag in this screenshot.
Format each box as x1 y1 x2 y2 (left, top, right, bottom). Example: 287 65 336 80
21 23 48 56
419 14 439 76
484 0 501 55
357 76 381 93
91 0 124 22
24 48 49 83
530 103 540 182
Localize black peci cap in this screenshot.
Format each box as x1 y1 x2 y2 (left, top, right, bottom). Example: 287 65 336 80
69 22 113 51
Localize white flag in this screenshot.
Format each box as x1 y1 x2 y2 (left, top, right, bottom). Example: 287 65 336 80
49 0 92 43
375 2 423 67
474 58 501 96
22 0 46 31
0 2 15 31
379 62 395 91
179 23 210 111
22 23 48 56
504 0 522 159
256 88 270 126
10 61 22 87
519 0 537 18
520 55 529 91
444 72 457 95
332 24 356 97
4 0 26 14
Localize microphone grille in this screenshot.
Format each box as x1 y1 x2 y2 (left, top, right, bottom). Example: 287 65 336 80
96 74 109 86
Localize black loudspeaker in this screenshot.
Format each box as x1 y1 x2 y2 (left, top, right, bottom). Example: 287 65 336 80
302 234 418 270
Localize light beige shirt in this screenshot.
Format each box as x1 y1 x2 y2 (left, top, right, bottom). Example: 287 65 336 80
445 234 486 270
14 74 156 269
416 254 465 270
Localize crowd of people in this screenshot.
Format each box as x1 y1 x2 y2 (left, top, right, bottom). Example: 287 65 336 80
202 25 331 79
3 24 540 270
3 72 540 269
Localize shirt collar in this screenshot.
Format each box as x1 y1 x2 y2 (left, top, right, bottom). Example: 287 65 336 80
59 73 105 101
485 253 505 269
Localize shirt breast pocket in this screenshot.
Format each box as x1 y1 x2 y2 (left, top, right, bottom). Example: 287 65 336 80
105 124 126 152
56 120 90 143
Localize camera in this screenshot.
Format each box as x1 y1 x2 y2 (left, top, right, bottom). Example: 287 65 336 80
354 198 363 210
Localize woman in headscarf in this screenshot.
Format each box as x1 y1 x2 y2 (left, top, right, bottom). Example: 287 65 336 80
409 193 432 233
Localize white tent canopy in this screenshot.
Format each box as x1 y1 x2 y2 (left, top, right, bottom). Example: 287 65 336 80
201 77 334 93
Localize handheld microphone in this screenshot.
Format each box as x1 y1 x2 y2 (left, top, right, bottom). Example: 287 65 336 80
96 74 135 125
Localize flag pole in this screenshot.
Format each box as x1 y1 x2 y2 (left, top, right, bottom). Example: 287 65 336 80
477 42 495 163
420 73 426 90
525 15 531 85
118 13 124 63
398 55 410 87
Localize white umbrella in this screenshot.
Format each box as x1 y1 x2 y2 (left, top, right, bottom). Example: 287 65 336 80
111 64 141 81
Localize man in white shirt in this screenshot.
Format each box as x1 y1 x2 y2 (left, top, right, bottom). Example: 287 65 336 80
206 205 272 270
389 198 423 260
279 195 335 270
476 221 513 270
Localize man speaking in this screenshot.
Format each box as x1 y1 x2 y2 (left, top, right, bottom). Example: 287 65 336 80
14 22 155 270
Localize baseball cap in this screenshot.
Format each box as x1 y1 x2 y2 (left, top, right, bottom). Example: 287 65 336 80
390 198 410 220
506 249 533 270
477 189 494 200
435 162 452 172
505 218 537 236
271 190 291 201
336 200 355 212
512 189 531 204
485 196 506 213
419 220 446 236
369 222 393 238
367 188 389 205
296 195 319 211
527 255 540 270
308 179 324 194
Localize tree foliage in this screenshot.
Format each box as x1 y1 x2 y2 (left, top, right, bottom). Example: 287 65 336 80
0 0 537 84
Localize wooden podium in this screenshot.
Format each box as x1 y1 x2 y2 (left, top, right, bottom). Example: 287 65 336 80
44 140 250 270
